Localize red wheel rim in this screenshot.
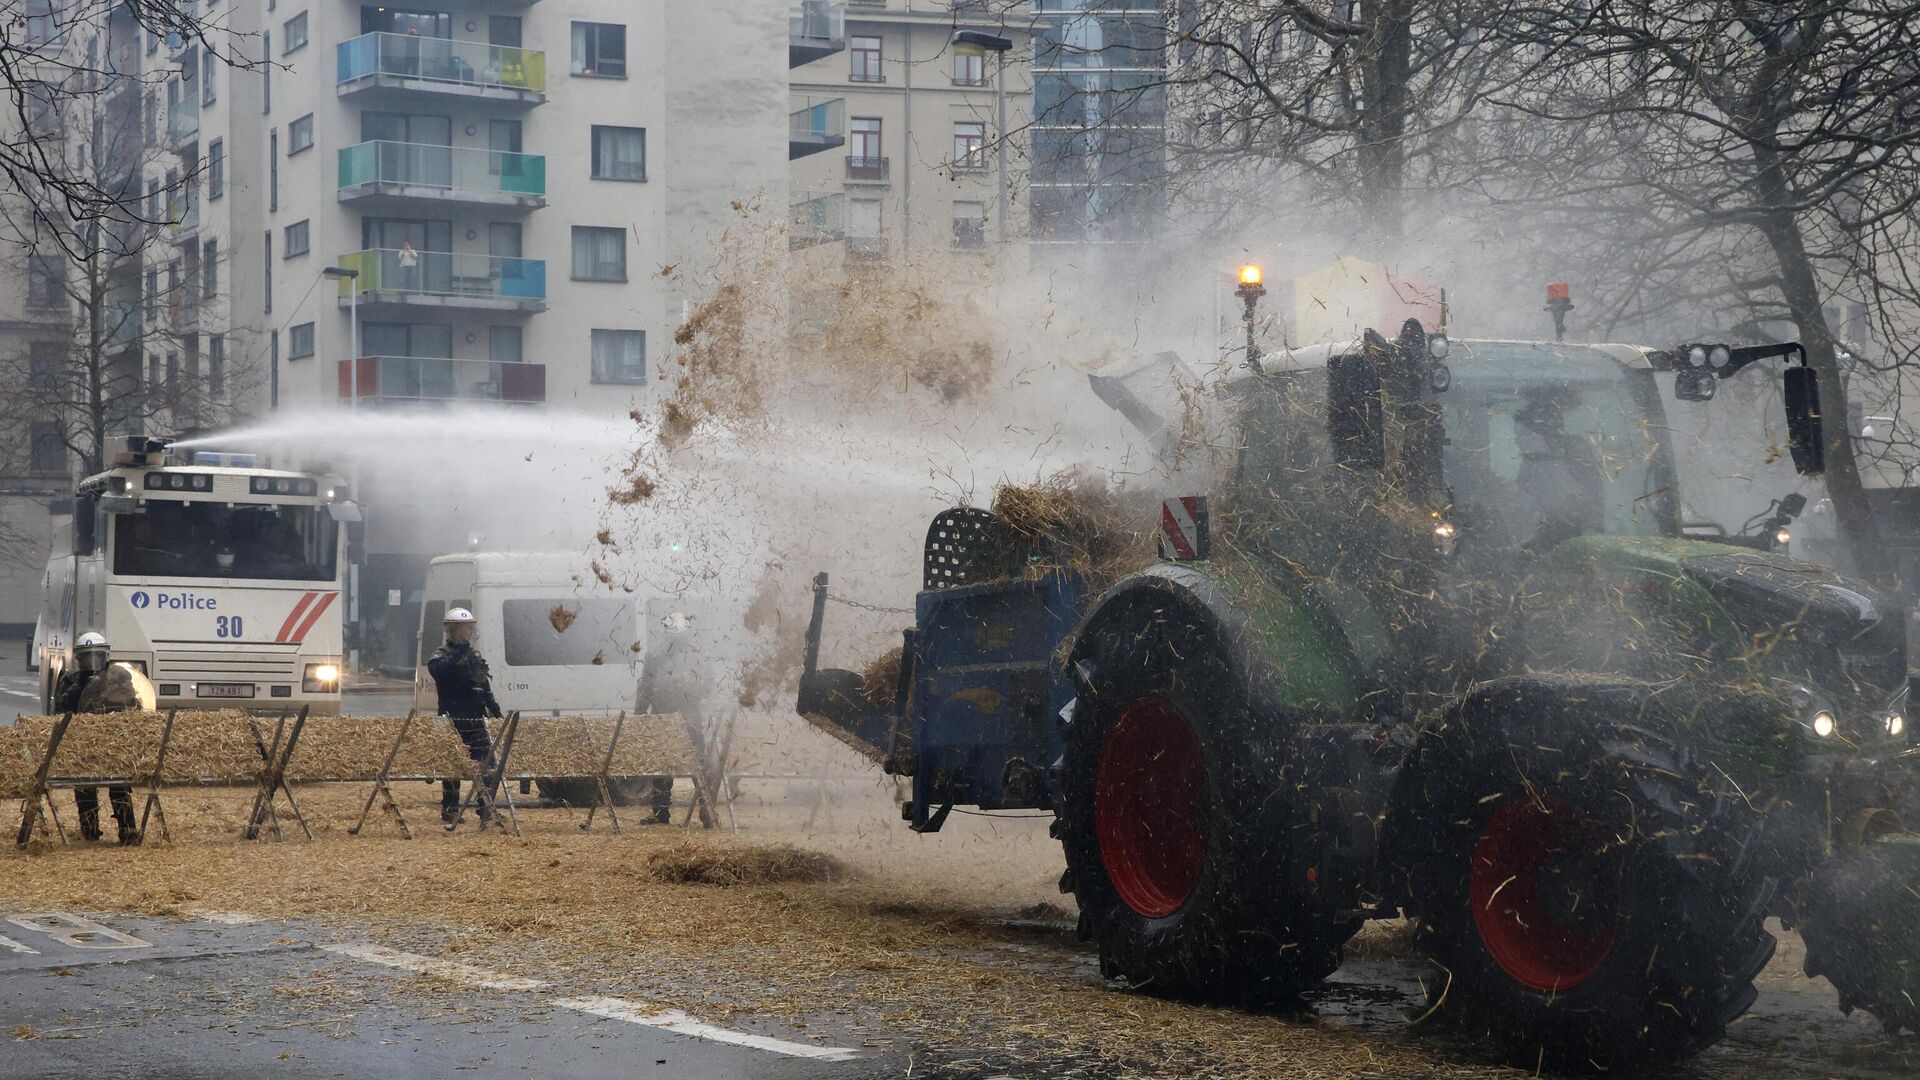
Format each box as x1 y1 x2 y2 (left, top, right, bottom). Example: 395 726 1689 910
1469 797 1623 992
1095 697 1209 919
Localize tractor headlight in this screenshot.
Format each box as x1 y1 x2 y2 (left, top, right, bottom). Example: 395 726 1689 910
1687 345 1708 368
1707 344 1732 369
1432 521 1457 557
1426 332 1450 359
1774 527 1792 546
1811 710 1837 738
1885 712 1904 738
303 663 341 693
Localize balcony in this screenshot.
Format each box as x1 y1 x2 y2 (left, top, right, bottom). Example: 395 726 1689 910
845 236 887 264
334 249 547 315
338 141 546 212
790 2 846 67
845 155 889 182
790 97 845 160
166 97 198 144
337 33 546 108
338 356 546 406
791 191 844 249
165 193 199 239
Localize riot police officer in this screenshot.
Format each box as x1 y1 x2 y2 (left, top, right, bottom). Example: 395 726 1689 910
52 632 140 844
427 607 502 825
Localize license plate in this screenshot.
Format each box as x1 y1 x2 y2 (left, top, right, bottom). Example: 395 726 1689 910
197 683 257 699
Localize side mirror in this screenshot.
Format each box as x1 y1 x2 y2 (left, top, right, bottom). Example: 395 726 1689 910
1784 366 1825 475
1328 350 1386 469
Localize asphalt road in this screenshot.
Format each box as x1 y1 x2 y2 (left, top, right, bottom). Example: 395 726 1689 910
0 910 888 1080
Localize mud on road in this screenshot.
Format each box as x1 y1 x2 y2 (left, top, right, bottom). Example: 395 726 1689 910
1 778 1915 1079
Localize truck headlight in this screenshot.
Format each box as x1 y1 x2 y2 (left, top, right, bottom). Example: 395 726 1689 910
303 663 341 693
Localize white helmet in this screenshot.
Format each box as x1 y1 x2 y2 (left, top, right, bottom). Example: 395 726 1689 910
444 607 475 624
75 631 110 673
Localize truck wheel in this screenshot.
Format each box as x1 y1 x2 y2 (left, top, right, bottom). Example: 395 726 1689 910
1058 610 1351 1002
1798 833 1920 1034
1397 683 1773 1071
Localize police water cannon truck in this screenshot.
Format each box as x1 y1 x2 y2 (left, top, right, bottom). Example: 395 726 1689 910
38 436 361 716
799 287 1920 1071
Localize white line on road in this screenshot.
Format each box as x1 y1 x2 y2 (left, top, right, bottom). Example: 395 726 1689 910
188 911 263 925
318 943 549 992
553 996 861 1062
306 933 862 1063
0 688 37 699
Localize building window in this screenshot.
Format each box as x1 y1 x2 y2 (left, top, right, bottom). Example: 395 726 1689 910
571 226 626 282
288 114 313 154
850 35 882 82
201 46 217 104
263 231 273 312
954 48 987 87
27 255 63 309
262 32 270 113
203 238 218 296
208 138 225 199
23 1 54 47
283 12 308 54
269 129 278 210
148 178 162 222
490 325 523 364
571 22 626 78
953 201 986 248
284 220 309 258
28 341 59 391
288 322 314 359
590 329 645 384
850 117 881 160
30 422 65 474
209 335 225 397
145 267 158 320
590 125 647 182
953 121 987 169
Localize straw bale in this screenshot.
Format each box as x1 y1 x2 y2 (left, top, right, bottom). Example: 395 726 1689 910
506 714 696 779
990 473 1153 589
0 724 44 798
861 647 903 709
645 842 851 886
283 717 479 782
1 711 267 786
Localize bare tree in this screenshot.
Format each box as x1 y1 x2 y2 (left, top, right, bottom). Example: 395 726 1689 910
1469 2 1920 578
0 75 247 490
2 1 251 249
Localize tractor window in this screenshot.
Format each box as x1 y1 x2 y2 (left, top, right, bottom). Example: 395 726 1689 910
1445 344 1674 552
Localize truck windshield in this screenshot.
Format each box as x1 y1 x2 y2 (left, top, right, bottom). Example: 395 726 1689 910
112 501 339 581
1445 343 1676 551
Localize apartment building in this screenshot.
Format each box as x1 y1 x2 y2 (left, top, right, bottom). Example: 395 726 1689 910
788 0 1031 271
1029 0 1166 250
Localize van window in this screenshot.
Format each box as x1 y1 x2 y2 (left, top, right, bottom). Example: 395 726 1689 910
501 598 633 667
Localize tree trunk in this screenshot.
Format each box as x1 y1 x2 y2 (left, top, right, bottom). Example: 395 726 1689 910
1750 181 1879 579
1354 0 1414 245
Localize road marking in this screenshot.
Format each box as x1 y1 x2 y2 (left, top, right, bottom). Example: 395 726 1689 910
553 996 860 1062
0 688 37 699
0 933 39 955
318 943 549 992
5 913 150 950
314 935 861 1063
189 911 263 926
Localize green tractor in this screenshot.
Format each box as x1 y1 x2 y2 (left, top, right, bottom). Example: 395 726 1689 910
800 320 1918 1071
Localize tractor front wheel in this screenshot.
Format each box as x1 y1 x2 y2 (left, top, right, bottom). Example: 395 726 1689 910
1396 682 1774 1071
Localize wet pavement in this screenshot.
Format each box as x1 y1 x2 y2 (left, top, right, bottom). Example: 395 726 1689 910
0 910 889 1080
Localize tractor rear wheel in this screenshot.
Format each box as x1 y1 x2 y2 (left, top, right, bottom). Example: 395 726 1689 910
1798 833 1920 1034
1057 607 1353 1002
1396 680 1774 1071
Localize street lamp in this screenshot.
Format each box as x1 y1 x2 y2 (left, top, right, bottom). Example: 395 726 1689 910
953 30 1013 243
321 265 361 407
1235 264 1266 372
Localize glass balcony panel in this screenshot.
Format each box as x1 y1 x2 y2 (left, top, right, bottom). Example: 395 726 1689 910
335 249 547 302
790 97 844 141
167 97 198 141
336 32 546 94
340 356 546 403
338 141 546 198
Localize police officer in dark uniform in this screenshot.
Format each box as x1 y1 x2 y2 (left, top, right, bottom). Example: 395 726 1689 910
427 607 502 825
52 632 140 843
